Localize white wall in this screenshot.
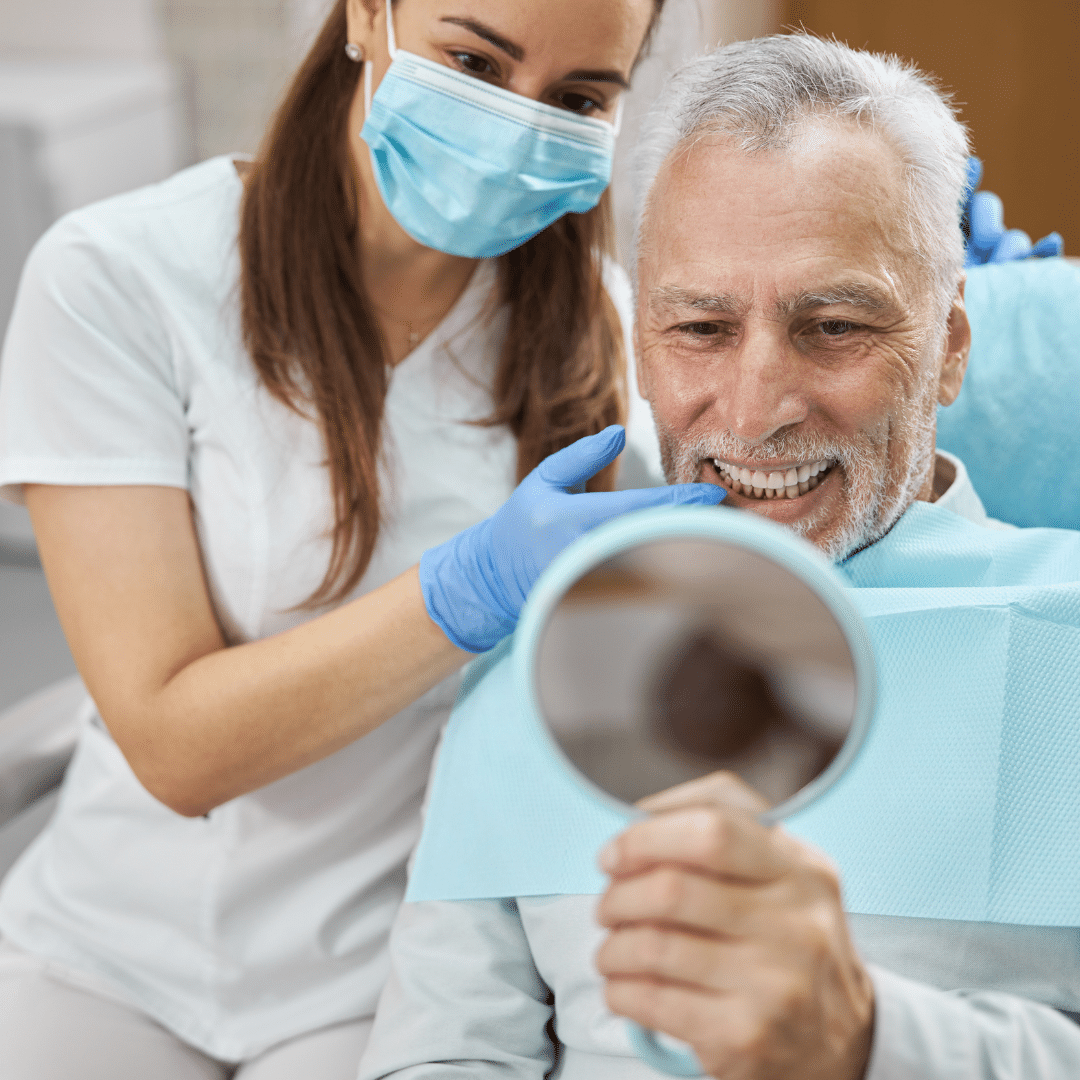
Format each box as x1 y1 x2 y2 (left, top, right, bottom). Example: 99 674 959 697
0 0 163 59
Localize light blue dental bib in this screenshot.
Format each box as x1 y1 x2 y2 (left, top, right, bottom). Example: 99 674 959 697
408 502 1080 926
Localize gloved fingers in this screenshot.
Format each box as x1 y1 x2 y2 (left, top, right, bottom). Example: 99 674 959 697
964 156 983 200
991 228 1033 263
561 482 725 528
535 426 627 490
968 190 1004 253
1032 232 1064 259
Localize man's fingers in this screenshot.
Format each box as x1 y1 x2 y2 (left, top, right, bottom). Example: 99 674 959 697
603 976 765 1076
599 804 794 884
597 923 739 989
596 863 761 936
637 769 769 816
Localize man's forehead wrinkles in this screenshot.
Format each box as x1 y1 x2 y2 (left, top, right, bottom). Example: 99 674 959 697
649 284 748 315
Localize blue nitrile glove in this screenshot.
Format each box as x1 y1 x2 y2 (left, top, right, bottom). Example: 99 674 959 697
419 425 725 653
962 157 1064 266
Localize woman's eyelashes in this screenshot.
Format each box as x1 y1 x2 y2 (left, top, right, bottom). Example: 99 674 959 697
445 51 611 116
555 89 607 115
449 50 500 80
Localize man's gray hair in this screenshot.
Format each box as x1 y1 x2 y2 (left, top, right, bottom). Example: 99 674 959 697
633 34 972 314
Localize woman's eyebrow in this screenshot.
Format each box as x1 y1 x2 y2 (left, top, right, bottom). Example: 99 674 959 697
564 69 630 88
439 16 525 62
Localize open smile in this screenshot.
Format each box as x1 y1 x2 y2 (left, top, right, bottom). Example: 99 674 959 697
711 457 834 500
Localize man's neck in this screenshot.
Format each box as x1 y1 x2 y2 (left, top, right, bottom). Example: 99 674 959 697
928 452 954 503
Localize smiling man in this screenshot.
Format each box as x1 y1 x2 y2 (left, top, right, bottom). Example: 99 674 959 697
359 35 1080 1080
635 97 970 563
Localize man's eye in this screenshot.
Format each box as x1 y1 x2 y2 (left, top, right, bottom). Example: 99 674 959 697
452 52 495 77
818 320 856 336
558 91 602 114
682 322 721 336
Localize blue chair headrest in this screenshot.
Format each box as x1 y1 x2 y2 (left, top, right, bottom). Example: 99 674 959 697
937 258 1080 530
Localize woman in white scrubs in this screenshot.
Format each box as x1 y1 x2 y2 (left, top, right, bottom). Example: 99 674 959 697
0 1 723 1076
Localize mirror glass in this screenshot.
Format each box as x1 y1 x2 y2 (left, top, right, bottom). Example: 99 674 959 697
535 537 858 810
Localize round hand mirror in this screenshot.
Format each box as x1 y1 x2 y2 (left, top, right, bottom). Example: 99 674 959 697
522 506 876 1074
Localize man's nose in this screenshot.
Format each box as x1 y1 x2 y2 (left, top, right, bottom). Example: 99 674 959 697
711 324 807 446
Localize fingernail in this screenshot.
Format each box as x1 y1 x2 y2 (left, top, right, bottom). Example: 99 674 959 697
598 839 618 873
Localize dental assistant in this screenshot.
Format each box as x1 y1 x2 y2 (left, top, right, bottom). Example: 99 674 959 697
0 1 723 1076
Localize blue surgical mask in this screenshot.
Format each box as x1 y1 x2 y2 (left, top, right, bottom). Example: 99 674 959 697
359 10 619 259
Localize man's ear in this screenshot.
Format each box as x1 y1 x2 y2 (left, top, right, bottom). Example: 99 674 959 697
937 279 971 408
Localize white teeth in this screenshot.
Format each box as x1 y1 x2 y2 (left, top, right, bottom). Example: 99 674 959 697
712 457 832 500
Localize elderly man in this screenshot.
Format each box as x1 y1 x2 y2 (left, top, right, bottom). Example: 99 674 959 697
358 35 1080 1080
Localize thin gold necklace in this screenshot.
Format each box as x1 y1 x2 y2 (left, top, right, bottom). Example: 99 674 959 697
371 303 446 345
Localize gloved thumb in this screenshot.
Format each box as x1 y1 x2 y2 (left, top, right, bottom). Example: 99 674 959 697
536 426 627 490
1031 232 1063 259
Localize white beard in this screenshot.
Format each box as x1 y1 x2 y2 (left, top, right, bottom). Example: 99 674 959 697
654 379 938 562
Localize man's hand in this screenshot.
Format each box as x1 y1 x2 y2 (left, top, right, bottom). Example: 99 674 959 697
594 772 874 1080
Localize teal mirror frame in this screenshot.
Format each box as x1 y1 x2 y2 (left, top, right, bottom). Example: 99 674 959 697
509 505 878 1076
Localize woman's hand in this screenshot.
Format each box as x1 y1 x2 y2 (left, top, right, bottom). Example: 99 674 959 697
418 425 725 653
963 156 1063 266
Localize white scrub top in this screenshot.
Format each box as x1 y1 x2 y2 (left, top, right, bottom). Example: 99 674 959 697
0 156 643 1060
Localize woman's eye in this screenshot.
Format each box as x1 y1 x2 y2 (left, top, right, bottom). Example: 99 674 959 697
452 52 495 77
558 91 602 114
818 319 856 337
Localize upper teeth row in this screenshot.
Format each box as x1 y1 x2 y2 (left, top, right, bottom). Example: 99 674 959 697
713 459 829 490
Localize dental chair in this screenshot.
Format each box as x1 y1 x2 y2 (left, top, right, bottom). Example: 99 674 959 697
0 257 1078 886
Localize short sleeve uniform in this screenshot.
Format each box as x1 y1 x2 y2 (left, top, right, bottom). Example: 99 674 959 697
0 156 645 1060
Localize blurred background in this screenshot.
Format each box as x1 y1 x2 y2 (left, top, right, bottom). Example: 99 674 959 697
0 0 1075 717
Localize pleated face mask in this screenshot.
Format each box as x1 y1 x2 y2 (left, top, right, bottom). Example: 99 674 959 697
359 10 619 259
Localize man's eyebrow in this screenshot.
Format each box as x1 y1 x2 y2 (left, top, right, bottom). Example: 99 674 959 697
649 285 746 316
439 17 525 62
776 283 895 318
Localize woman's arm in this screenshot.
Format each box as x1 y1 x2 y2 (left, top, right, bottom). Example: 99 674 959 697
27 483 468 817
26 430 721 816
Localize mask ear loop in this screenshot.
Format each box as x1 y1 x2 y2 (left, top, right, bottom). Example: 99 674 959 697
385 1 398 58
612 96 625 136
364 2 398 120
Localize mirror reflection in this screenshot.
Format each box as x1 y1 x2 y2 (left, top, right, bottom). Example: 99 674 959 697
535 537 857 808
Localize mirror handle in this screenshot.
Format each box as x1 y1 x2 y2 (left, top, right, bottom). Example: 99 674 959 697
627 1021 703 1076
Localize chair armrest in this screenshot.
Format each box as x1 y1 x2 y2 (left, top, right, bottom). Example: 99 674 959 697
0 675 86 828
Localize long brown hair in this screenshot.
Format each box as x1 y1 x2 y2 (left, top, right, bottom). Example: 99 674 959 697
240 0 663 606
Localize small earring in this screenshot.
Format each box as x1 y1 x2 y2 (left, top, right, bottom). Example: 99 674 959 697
344 42 365 63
